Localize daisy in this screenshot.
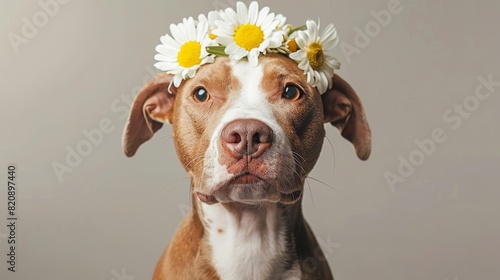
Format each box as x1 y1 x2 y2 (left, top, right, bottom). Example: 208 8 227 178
213 1 285 66
289 20 341 94
154 17 215 88
198 10 224 42
268 13 291 54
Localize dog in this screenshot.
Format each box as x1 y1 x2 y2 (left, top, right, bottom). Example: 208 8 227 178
122 53 371 279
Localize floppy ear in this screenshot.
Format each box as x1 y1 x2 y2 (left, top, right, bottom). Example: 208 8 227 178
122 73 176 157
322 74 371 160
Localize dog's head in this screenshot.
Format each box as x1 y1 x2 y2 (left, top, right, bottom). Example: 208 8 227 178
123 54 370 205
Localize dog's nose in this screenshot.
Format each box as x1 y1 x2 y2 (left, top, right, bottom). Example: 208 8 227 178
221 119 273 159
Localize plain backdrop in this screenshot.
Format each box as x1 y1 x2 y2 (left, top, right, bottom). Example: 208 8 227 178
1 0 499 279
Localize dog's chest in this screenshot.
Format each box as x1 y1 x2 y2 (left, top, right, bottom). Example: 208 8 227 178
201 203 301 280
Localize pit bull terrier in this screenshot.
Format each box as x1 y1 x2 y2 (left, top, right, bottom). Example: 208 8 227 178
122 53 371 279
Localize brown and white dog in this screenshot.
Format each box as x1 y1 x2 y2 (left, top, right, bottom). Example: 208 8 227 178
122 53 371 280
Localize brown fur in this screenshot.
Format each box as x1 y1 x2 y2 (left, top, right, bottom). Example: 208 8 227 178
122 54 371 279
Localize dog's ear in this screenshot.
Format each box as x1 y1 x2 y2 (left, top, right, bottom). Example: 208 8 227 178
122 73 176 157
322 74 371 160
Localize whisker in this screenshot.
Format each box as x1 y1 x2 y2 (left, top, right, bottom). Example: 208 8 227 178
280 164 312 204
162 156 205 194
163 175 190 193
291 152 308 176
324 135 336 176
281 163 302 182
306 176 349 198
184 155 205 170
305 177 315 207
159 134 174 143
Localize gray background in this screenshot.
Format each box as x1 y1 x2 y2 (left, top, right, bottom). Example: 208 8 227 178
1 0 499 279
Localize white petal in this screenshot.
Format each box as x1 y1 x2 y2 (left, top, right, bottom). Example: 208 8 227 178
268 30 285 43
155 44 177 55
185 17 196 41
170 23 187 43
160 35 180 48
321 36 339 50
213 20 234 36
171 74 182 87
248 48 260 66
298 58 310 71
256 6 270 26
306 20 318 42
225 42 242 54
222 7 238 25
237 1 249 23
168 67 183 75
198 14 208 24
207 11 222 28
186 67 198 78
323 55 340 69
248 1 260 24
326 72 333 90
154 54 176 62
201 55 215 64
316 71 328 94
306 71 314 84
216 36 235 45
231 47 248 60
154 62 168 71
320 23 336 40
296 31 309 47
195 21 204 42
258 39 270 51
260 12 277 30
181 68 190 78
155 62 178 71
289 50 305 61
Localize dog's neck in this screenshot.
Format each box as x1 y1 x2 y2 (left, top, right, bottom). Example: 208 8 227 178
194 195 304 280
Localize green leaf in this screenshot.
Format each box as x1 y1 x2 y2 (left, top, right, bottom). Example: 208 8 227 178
206 46 229 57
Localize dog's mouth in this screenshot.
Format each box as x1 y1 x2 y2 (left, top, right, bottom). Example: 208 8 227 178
196 172 303 205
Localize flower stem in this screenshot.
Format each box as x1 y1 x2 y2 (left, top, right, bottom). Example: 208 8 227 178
288 25 306 36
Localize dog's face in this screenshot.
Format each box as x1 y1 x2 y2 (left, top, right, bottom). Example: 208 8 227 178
123 54 370 205
172 55 326 205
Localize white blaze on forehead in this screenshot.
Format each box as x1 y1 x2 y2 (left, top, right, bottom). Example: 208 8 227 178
203 59 291 190
224 60 272 119
221 59 282 134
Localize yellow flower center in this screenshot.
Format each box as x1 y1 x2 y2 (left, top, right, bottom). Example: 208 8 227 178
287 38 298 53
234 24 264 51
209 33 217 40
307 42 325 69
177 41 202 68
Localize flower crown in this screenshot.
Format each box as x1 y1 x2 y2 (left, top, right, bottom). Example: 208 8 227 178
154 1 340 94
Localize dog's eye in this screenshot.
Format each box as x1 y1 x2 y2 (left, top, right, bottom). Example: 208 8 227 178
193 88 209 103
282 85 302 101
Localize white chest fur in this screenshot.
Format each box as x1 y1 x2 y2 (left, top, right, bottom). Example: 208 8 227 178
201 203 300 280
